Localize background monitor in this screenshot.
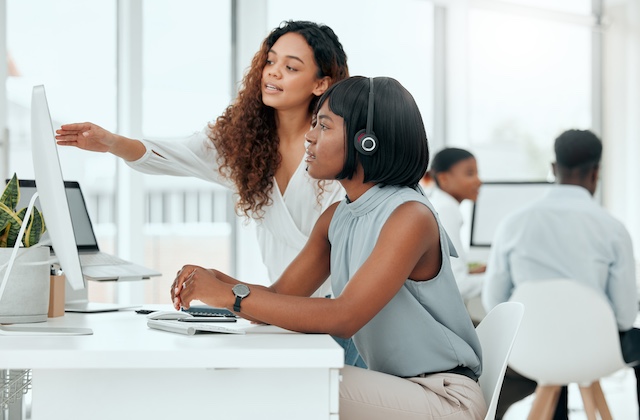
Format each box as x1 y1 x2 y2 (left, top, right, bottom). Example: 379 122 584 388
31 85 85 291
470 181 554 248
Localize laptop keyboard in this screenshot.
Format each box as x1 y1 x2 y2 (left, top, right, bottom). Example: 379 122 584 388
80 253 128 267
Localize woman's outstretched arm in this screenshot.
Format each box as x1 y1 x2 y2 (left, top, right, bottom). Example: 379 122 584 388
56 122 146 161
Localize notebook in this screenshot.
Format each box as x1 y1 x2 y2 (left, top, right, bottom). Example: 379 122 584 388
147 319 246 335
13 179 162 282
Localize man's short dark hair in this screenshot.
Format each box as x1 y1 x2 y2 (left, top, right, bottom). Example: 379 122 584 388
554 129 602 171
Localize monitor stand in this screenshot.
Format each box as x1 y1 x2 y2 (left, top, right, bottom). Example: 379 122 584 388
64 280 140 313
0 325 93 335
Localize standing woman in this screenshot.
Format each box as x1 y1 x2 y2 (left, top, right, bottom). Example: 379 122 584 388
425 148 484 302
56 20 346 295
55 20 363 365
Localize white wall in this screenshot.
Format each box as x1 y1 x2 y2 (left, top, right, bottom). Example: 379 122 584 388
602 0 640 258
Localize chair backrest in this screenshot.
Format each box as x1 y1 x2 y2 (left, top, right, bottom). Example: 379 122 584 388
508 279 627 385
476 301 525 420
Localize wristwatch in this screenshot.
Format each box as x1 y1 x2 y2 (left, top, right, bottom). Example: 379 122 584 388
232 284 250 313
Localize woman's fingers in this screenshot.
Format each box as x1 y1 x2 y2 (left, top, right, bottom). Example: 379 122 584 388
172 265 198 309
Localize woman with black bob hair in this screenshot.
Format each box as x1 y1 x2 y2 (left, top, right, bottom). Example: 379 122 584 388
170 76 486 420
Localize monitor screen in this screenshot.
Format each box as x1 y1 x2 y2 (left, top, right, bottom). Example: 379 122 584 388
31 85 85 291
470 181 554 247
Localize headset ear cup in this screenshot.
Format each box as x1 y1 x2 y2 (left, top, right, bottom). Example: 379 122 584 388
354 130 366 154
354 129 378 156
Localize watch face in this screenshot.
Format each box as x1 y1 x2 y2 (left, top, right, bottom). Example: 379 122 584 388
233 284 250 298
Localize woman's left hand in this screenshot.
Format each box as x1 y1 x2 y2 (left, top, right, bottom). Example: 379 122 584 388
171 265 230 310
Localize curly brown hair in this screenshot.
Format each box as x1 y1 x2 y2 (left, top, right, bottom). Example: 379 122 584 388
209 21 349 218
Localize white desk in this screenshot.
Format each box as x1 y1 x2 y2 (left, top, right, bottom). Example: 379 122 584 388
0 310 344 420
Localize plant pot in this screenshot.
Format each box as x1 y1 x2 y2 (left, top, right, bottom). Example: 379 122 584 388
0 246 51 324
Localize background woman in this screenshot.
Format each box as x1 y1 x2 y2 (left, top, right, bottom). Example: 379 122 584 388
424 148 485 304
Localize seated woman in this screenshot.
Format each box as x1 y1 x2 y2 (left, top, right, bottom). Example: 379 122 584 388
171 76 486 420
424 148 485 302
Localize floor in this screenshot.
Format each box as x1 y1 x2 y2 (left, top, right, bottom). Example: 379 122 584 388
504 367 638 419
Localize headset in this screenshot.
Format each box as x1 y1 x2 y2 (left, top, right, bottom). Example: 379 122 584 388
354 77 379 156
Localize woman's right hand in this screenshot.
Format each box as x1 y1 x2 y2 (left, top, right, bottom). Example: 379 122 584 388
55 122 117 153
56 122 146 161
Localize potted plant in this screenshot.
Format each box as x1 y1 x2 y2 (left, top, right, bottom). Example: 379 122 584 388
0 173 51 323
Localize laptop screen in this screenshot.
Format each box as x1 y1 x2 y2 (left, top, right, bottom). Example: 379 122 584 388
13 179 100 252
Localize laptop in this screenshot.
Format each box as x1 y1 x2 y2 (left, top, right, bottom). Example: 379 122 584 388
13 179 162 283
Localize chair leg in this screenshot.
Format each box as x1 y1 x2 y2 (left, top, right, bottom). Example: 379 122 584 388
578 383 599 420
591 381 613 420
528 385 561 420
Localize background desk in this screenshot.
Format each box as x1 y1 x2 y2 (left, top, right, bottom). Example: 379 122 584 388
0 310 344 420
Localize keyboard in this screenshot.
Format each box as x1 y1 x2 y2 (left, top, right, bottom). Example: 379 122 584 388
79 252 129 267
183 305 237 318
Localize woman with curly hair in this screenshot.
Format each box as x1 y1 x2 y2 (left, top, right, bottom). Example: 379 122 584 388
56 20 347 289
56 21 361 364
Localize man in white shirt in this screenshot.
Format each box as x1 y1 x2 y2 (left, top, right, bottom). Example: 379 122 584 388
483 129 640 420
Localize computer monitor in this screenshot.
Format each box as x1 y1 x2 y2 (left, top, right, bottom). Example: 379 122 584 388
30 85 85 291
470 181 554 248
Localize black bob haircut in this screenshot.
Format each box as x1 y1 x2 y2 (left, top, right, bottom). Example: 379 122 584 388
316 76 429 187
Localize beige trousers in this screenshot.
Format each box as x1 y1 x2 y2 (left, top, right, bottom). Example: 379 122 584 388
340 365 487 420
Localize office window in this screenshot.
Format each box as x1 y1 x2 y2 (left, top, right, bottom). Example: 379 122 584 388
139 0 233 303
497 0 592 15
467 8 592 180
6 0 117 182
7 1 234 305
142 0 232 137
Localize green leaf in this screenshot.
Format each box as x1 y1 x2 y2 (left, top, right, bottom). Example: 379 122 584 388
0 224 9 247
3 221 21 248
0 173 19 211
0 203 13 233
40 211 46 234
0 202 22 228
0 177 22 248
23 206 45 247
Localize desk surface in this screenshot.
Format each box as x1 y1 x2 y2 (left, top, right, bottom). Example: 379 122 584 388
1 309 344 370
2 308 343 419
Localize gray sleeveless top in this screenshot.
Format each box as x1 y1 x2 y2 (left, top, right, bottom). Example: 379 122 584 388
328 184 482 378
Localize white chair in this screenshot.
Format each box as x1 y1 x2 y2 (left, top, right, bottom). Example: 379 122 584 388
476 301 525 420
508 279 628 420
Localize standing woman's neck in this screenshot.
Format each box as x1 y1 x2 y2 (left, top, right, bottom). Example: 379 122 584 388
275 104 314 146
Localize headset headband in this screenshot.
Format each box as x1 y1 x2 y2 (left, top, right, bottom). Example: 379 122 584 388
366 77 374 134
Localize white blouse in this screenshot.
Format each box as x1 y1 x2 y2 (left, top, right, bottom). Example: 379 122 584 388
126 126 343 297
428 188 483 300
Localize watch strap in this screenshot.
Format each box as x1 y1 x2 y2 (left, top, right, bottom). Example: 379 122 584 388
233 295 243 312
